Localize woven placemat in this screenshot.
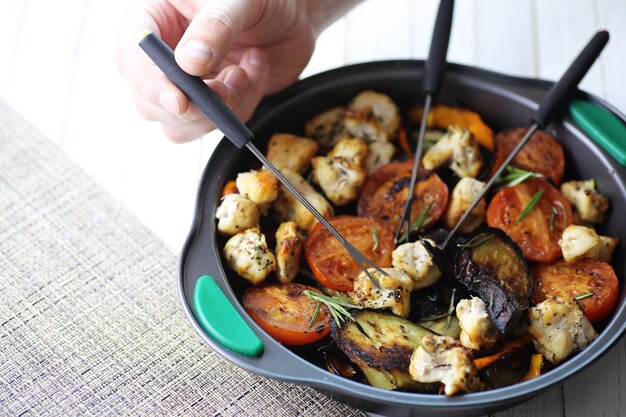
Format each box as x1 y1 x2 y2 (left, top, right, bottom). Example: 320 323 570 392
0 101 365 417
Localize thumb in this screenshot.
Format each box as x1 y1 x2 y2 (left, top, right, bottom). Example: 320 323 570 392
174 0 257 76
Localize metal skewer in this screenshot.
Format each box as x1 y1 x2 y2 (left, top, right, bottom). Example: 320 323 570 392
395 0 455 243
138 32 387 287
439 30 610 249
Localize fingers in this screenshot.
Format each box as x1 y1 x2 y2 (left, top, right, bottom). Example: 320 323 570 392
230 47 269 122
174 0 258 76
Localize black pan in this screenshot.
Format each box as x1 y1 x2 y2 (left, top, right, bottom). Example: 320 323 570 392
178 61 626 417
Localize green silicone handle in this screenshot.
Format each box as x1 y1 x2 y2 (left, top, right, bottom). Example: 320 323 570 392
193 275 264 357
569 99 626 166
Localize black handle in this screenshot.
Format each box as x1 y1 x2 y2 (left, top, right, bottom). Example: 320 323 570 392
423 0 455 94
139 32 253 148
532 30 609 127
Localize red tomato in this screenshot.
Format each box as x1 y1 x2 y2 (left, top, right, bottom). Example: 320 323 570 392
531 259 619 324
243 283 331 346
357 160 448 235
304 216 394 292
486 179 573 262
490 127 565 185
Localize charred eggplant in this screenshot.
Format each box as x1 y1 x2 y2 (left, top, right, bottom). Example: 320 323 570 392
455 228 532 334
331 310 439 391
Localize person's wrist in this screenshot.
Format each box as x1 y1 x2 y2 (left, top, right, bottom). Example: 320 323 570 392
305 0 364 36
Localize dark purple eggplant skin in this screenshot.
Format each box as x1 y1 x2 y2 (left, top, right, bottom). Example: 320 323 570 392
455 228 532 334
478 343 534 389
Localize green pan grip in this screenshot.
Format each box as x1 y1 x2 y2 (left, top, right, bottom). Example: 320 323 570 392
193 275 264 357
569 99 626 166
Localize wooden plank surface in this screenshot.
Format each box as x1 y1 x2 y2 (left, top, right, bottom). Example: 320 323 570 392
1 0 625 416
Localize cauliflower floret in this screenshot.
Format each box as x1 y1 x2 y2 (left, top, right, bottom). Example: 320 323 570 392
265 133 319 173
344 108 389 143
349 90 401 136
365 141 396 173
275 222 303 284
422 125 482 178
391 239 442 290
311 137 368 206
236 169 278 214
272 169 334 233
215 194 260 235
327 136 369 162
444 178 487 233
561 179 609 224
223 228 276 285
558 224 618 262
305 106 346 147
409 335 482 396
350 268 413 318
456 297 501 351
528 298 597 365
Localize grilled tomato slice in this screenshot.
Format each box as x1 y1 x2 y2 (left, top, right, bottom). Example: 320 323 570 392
304 216 394 292
357 159 448 235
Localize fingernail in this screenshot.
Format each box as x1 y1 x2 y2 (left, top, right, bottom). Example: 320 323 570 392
180 40 213 65
159 90 180 115
247 48 267 67
223 68 246 96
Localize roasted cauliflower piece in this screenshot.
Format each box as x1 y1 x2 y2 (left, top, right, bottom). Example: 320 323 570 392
236 169 278 214
349 90 401 136
528 298 597 365
409 335 482 396
274 222 303 284
422 125 482 178
272 168 334 233
456 297 501 351
344 108 389 143
391 239 442 290
265 133 319 173
215 194 260 235
558 224 618 262
350 268 413 318
560 179 609 224
223 228 276 285
305 106 346 148
365 141 396 173
311 137 368 206
444 177 487 233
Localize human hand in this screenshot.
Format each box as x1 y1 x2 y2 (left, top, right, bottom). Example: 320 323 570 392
117 0 319 143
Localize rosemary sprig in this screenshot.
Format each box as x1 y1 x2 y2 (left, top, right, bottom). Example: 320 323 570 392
445 288 457 330
495 166 543 188
372 227 379 251
574 292 594 301
549 206 557 231
457 233 494 248
419 311 454 322
303 290 362 328
397 202 433 244
516 189 545 224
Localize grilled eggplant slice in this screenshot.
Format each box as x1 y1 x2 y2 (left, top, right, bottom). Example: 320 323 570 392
477 343 533 389
455 228 532 334
331 310 439 391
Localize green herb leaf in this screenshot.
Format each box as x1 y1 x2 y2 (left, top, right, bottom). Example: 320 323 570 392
516 189 545 224
446 288 457 330
495 166 543 188
397 202 433 244
574 292 594 301
308 301 321 329
457 233 494 248
372 227 379 252
303 290 362 328
549 207 557 231
419 311 454 322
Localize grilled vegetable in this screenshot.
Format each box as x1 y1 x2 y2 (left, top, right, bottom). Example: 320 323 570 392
331 310 439 391
490 127 565 185
521 354 552 381
455 228 532 334
477 342 533 389
357 160 448 235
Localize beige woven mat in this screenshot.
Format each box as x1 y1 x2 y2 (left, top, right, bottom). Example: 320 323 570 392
0 101 365 417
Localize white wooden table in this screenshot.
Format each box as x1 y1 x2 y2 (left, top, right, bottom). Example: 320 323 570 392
1 0 624 415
